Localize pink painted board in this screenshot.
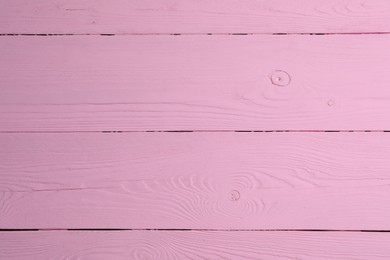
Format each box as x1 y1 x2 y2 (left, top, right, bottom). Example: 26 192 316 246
1 0 390 34
2 35 390 131
2 0 390 256
1 231 390 259
2 132 390 229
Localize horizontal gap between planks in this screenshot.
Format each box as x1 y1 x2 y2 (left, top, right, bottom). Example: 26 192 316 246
1 32 390 36
1 229 390 233
1 130 390 134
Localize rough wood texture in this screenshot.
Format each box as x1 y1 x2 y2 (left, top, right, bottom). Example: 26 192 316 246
1 0 390 34
1 231 390 259
2 35 390 131
3 0 390 257
1 132 390 229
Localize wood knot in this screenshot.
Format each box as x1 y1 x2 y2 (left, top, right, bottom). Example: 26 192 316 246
229 190 240 201
327 100 335 106
270 70 291 86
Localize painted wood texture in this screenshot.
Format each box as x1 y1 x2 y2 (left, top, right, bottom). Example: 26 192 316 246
1 0 390 34
1 231 390 259
2 132 390 229
2 35 390 131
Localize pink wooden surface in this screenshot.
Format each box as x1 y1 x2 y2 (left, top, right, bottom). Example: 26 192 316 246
2 35 390 131
1 0 390 34
1 132 390 229
1 231 390 259
2 0 390 257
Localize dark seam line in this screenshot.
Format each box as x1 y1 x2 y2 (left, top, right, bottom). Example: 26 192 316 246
1 229 390 232
0 130 389 134
1 32 390 36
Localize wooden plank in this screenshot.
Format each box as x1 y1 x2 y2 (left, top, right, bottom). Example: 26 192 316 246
2 132 390 229
2 35 390 131
1 0 390 34
1 231 390 259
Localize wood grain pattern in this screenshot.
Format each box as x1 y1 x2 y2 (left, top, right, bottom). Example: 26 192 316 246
2 132 390 229
1 0 390 34
2 35 390 131
1 231 390 259
3 0 390 256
